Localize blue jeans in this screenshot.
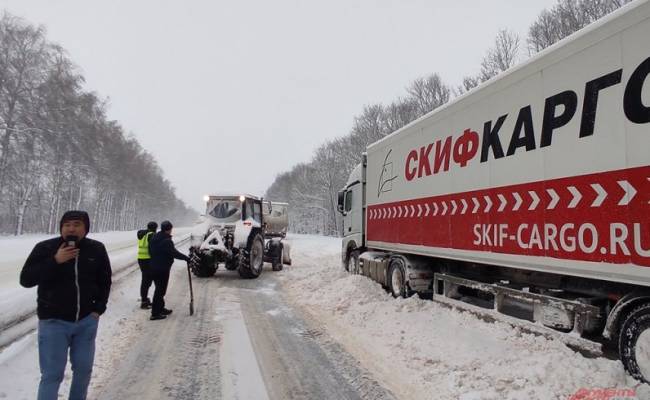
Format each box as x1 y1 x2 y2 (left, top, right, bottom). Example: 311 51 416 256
37 314 99 400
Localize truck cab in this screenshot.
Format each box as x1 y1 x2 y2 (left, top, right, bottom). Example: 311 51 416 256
338 160 365 273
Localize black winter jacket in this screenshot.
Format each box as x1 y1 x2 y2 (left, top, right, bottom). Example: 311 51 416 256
20 237 112 321
149 231 190 273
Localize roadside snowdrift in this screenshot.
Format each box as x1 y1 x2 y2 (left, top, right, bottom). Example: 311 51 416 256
279 235 650 400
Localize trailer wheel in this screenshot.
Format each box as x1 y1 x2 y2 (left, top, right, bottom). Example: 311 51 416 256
272 245 284 271
238 234 264 279
346 250 359 274
619 303 650 383
389 259 408 298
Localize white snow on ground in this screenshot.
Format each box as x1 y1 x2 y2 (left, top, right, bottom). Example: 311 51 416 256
277 234 650 400
0 228 191 399
1 232 650 399
216 287 270 400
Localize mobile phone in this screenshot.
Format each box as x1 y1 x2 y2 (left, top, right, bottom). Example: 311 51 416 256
65 235 78 247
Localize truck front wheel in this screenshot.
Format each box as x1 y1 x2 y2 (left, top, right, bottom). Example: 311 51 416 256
238 234 264 279
619 303 650 383
389 259 409 298
346 250 359 274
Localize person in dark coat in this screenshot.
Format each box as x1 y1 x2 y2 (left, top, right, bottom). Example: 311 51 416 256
136 221 157 309
148 220 190 320
20 210 112 400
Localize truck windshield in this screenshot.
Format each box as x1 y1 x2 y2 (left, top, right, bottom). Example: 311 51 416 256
207 199 241 222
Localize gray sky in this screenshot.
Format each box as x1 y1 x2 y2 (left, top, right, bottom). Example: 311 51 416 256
0 0 557 211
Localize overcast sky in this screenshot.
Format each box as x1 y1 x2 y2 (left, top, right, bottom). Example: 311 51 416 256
0 0 557 211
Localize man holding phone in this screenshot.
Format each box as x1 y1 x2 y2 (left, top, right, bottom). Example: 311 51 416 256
20 210 112 400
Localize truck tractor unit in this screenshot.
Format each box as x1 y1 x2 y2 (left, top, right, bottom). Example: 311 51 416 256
338 0 650 383
189 194 291 279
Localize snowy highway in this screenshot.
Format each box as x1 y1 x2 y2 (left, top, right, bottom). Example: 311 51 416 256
0 233 395 400
92 243 395 400
1 233 650 399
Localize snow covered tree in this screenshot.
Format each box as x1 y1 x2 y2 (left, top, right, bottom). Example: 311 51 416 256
528 0 632 52
0 11 196 234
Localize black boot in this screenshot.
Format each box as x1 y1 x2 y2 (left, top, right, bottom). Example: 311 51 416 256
161 308 173 315
141 298 152 309
150 314 166 320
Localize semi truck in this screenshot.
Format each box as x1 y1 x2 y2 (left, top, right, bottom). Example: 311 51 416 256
337 0 650 383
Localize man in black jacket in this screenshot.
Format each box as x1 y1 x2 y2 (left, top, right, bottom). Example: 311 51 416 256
20 210 112 400
149 220 190 320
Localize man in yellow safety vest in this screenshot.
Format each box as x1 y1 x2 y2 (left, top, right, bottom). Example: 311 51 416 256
137 221 157 309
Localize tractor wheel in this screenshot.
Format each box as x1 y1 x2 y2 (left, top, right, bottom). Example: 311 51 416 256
225 259 238 271
193 257 217 278
238 234 264 279
272 245 284 271
190 253 217 278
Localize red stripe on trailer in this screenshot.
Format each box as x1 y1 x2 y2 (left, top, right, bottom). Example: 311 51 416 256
367 165 650 267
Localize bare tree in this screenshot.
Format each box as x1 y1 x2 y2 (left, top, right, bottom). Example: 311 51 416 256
528 0 632 53
349 103 386 152
456 29 520 96
382 98 419 134
456 75 482 95
407 73 450 116
480 29 521 82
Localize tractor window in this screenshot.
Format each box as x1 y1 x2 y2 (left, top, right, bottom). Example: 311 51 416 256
244 200 253 220
252 202 262 223
344 191 353 212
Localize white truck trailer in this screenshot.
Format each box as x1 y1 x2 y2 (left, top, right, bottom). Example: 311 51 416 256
337 0 650 382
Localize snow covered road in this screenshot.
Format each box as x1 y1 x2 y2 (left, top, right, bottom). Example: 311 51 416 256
93 243 395 400
1 232 650 399
0 234 395 399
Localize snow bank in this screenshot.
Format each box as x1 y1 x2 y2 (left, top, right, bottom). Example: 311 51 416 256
278 235 650 400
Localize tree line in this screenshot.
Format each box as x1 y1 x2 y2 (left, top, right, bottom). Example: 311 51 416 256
264 0 632 236
0 12 195 235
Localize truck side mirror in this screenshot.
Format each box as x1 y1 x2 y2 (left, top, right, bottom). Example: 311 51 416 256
337 191 346 214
